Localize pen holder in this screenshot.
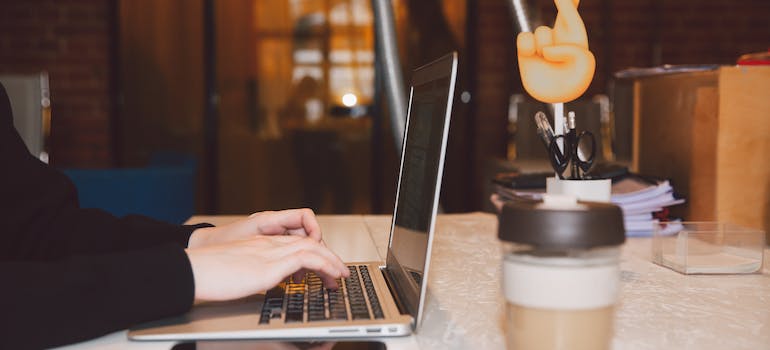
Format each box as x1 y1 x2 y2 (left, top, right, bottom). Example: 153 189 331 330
546 177 611 202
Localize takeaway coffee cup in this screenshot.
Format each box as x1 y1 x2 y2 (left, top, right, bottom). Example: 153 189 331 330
498 195 625 350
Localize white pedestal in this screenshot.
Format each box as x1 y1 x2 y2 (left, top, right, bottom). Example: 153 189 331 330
546 177 611 202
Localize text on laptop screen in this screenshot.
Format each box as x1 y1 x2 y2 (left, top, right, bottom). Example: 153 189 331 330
387 76 451 311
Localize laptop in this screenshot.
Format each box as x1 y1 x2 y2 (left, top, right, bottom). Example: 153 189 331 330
129 51 458 341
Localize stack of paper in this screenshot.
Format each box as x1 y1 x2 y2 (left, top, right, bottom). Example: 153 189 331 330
610 177 684 237
493 175 685 237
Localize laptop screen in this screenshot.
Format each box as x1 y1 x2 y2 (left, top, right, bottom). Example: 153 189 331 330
385 52 457 327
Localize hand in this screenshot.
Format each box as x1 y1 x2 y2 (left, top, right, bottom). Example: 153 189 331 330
186 234 350 301
188 208 322 248
517 0 595 103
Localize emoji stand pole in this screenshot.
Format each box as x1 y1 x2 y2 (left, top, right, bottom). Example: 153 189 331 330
516 0 595 156
553 102 564 152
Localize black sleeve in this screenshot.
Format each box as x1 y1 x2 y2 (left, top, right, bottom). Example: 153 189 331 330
0 80 200 348
0 244 195 349
0 82 209 260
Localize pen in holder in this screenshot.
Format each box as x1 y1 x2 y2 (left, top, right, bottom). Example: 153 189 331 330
534 110 611 202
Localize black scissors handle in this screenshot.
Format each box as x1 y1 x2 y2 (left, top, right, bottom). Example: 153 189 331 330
557 129 596 180
536 110 597 180
548 134 570 179
573 130 596 173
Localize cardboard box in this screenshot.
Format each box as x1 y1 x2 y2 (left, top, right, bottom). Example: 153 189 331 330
623 66 770 243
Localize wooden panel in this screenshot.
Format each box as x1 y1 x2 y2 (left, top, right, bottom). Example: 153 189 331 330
635 71 718 220
634 66 770 242
118 0 204 163
717 66 770 241
118 0 206 211
689 85 719 221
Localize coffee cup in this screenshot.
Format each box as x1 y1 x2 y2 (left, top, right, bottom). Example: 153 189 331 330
498 195 625 350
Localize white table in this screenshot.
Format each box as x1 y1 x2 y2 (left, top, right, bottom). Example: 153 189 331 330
56 213 770 350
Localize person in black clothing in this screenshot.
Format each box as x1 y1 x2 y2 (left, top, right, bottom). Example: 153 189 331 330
0 82 350 349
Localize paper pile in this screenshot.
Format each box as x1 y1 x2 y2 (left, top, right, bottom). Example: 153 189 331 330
610 177 684 236
493 175 685 237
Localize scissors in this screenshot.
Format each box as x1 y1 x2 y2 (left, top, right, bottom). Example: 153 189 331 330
534 111 596 180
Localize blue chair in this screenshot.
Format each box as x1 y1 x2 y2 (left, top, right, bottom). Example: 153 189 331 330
61 153 197 224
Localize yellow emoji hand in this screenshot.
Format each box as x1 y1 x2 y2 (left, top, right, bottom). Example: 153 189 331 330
517 0 595 103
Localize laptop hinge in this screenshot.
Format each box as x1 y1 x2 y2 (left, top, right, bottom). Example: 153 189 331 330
381 267 409 316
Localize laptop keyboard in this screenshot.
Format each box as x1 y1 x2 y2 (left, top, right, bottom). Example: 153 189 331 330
259 265 384 324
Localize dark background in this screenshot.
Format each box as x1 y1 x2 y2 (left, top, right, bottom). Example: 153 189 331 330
1 0 768 213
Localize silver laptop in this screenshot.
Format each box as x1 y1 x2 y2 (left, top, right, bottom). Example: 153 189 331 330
129 52 458 341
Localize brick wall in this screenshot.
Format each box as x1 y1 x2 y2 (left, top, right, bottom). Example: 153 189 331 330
0 0 114 167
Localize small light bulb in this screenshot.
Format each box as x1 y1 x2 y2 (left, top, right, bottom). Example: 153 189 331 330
342 93 358 107
461 91 471 103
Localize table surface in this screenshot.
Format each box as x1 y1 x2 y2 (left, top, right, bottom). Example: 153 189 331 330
56 213 770 350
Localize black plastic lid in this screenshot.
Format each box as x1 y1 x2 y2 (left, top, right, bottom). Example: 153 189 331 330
498 197 625 249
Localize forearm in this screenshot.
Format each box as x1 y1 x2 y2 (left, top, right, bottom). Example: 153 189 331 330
2 203 212 259
0 244 195 349
40 208 212 257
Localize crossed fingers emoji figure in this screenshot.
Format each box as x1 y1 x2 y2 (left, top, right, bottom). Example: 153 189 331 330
517 0 595 103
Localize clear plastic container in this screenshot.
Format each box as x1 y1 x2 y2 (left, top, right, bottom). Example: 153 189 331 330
652 222 765 274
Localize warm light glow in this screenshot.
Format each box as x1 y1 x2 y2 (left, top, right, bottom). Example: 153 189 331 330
342 93 358 107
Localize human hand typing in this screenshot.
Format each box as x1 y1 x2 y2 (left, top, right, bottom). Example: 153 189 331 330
186 234 349 301
517 0 595 103
185 208 349 301
188 208 323 248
